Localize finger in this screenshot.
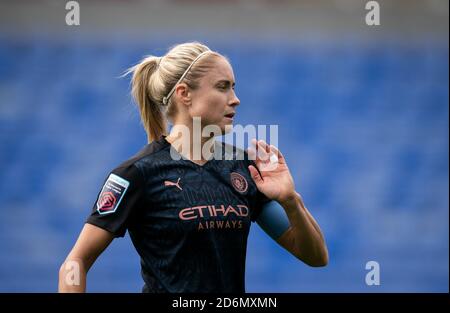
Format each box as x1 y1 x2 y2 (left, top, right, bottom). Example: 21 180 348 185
249 138 266 163
256 140 269 162
248 165 263 184
269 145 286 164
258 139 271 154
246 147 257 161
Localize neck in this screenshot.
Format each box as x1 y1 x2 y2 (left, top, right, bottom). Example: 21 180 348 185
166 122 216 164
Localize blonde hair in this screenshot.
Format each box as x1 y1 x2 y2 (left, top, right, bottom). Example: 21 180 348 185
125 42 222 143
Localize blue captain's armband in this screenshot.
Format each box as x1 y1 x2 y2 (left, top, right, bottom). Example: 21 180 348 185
256 200 291 240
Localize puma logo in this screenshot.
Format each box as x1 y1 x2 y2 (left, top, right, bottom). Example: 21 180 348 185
164 177 182 191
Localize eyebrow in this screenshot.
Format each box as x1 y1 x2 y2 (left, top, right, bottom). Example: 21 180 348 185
215 79 235 87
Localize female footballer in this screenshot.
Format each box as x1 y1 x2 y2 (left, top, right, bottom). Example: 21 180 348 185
58 42 328 293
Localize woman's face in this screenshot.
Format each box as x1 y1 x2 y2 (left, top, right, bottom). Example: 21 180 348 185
188 56 240 134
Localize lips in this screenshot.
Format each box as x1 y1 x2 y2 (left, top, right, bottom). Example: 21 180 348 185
224 112 235 118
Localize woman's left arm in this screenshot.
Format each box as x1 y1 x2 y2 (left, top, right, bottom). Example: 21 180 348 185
248 139 328 267
275 193 328 266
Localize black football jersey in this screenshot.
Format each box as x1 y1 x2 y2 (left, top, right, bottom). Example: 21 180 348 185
86 135 271 293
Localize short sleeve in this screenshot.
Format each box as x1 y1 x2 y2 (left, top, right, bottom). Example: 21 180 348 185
86 164 144 237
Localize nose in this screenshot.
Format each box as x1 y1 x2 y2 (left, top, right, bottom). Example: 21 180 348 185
229 90 240 107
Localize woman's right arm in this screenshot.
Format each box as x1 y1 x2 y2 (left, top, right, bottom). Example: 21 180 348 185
58 223 114 292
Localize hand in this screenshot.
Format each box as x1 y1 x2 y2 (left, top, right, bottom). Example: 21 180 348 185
247 139 296 204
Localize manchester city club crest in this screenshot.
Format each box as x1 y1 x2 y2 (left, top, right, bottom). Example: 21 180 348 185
230 172 248 194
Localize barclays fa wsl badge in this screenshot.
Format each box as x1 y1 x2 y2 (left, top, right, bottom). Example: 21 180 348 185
96 173 130 215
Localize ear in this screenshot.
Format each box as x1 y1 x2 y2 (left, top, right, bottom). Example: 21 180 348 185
174 83 191 106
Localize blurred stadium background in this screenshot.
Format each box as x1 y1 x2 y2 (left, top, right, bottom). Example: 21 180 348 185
0 0 448 292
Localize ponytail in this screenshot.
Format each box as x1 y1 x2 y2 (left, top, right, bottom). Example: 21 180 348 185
127 56 167 143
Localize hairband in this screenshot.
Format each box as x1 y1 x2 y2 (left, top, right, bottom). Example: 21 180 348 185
162 50 210 106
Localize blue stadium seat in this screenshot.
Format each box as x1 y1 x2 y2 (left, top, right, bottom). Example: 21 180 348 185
0 38 447 292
